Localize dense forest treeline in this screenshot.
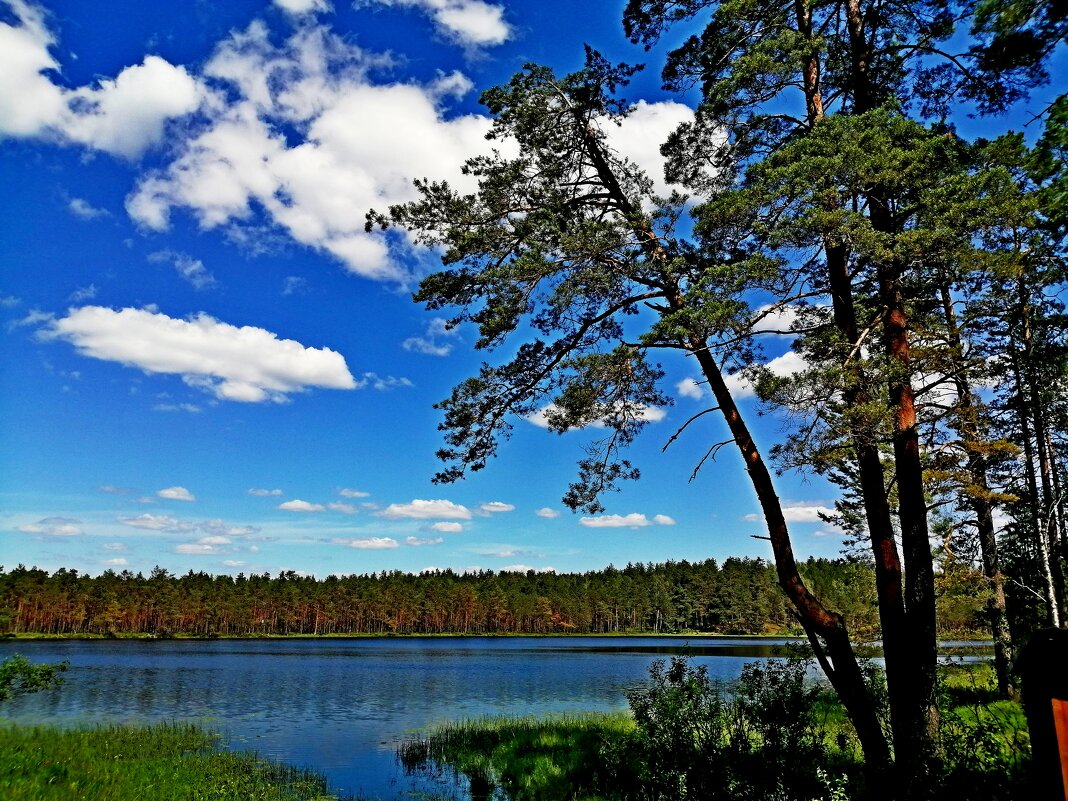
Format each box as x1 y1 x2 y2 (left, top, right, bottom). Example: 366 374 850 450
0 557 988 638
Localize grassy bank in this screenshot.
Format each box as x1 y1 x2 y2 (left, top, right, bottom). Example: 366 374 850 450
400 660 1030 801
0 722 345 801
400 712 633 800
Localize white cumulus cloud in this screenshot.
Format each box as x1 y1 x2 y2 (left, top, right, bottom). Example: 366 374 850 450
377 499 472 520
535 507 561 519
363 0 511 47
751 303 809 335
41 306 356 403
607 100 697 199
725 350 809 399
249 488 284 496
62 56 205 158
0 4 204 158
125 22 497 281
479 501 514 514
338 488 370 498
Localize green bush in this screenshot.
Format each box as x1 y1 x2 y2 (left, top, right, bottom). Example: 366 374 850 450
621 655 845 801
0 654 68 703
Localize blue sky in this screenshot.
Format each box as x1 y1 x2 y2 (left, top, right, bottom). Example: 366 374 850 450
0 0 931 578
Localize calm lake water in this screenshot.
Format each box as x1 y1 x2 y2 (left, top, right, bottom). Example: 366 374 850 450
0 636 801 799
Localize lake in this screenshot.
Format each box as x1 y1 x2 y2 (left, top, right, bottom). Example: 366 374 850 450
0 636 805 799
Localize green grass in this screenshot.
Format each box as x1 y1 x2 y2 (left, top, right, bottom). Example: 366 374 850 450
399 713 634 801
0 722 345 801
401 661 1031 801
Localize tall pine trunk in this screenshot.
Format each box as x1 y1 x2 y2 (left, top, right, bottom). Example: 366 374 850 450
688 338 894 790
939 285 1014 696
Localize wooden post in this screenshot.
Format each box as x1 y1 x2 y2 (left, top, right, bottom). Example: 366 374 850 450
1054 698 1068 801
1019 629 1068 799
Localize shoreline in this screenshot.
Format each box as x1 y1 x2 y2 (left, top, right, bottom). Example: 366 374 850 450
1 630 808 641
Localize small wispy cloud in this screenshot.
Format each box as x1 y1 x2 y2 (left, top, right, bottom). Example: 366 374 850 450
158 486 196 502
406 536 443 546
118 513 193 532
402 317 459 356
68 285 98 303
98 484 135 495
479 501 514 514
68 198 109 220
338 488 370 498
176 542 220 554
282 276 308 296
148 250 217 291
18 517 83 536
579 513 676 529
743 503 835 524
332 536 399 549
153 402 202 413
327 502 357 514
527 403 667 430
279 499 326 512
430 521 463 533
354 373 413 391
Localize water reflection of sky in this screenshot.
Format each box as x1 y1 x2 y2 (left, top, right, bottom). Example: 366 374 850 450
0 637 991 799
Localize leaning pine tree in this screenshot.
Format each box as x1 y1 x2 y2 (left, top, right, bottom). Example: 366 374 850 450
374 52 904 796
372 4 1062 796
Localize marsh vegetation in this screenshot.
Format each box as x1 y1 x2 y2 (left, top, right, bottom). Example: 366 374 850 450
400 658 1030 801
0 722 345 801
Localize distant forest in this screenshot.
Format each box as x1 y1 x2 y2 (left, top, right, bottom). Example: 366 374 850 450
0 558 989 637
